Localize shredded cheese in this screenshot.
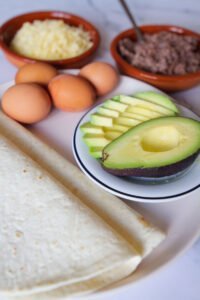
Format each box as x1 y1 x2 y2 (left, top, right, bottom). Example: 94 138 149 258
10 19 93 60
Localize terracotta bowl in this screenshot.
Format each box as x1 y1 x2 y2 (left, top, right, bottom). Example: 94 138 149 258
0 11 100 69
111 25 200 92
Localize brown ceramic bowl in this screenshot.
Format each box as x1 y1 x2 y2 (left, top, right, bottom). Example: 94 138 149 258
0 11 100 69
111 25 200 92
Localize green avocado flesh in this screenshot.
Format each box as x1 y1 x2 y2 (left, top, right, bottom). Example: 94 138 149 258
83 134 110 147
114 95 176 116
122 112 148 121
134 91 178 113
89 147 104 158
102 117 200 173
103 100 128 112
81 92 179 159
98 107 120 118
80 122 104 134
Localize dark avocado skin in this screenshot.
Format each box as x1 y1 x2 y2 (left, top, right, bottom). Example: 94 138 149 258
102 151 199 178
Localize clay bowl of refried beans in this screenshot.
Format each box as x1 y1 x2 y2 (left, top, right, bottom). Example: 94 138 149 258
111 25 200 92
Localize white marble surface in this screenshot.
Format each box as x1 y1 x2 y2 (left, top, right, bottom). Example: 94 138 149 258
0 0 199 299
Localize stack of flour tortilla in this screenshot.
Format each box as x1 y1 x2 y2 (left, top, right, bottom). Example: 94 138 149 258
0 111 165 299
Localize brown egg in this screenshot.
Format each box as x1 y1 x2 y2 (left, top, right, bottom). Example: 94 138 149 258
2 83 51 124
15 62 58 85
48 74 96 111
79 62 119 96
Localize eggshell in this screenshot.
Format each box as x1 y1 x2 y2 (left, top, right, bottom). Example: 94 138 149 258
48 74 96 111
79 62 119 96
15 62 58 85
2 83 51 124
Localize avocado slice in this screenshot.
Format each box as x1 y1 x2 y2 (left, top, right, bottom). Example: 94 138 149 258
89 147 103 158
115 95 176 116
104 131 122 140
80 122 104 134
103 100 128 112
102 117 200 178
83 134 110 147
127 106 162 119
104 124 129 133
126 107 161 118
91 114 113 127
122 112 148 121
98 107 120 118
134 91 178 114
116 117 141 127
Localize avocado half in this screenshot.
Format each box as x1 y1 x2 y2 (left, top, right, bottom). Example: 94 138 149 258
102 117 200 178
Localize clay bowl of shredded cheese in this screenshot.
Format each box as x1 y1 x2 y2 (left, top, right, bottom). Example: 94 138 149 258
0 11 100 68
111 25 200 92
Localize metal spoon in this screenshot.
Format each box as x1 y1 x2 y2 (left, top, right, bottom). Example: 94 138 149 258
119 0 143 41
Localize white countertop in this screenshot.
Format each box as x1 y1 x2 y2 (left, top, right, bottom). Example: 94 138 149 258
0 0 199 299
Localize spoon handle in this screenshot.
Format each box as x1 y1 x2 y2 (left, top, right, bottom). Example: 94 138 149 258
119 0 143 41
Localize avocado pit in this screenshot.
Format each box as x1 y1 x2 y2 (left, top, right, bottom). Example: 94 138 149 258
141 126 180 152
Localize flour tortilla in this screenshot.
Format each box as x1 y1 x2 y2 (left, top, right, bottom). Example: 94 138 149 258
11 261 135 300
0 111 165 298
0 111 165 257
0 133 141 296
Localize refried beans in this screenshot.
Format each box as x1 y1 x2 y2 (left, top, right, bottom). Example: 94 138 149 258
118 31 200 75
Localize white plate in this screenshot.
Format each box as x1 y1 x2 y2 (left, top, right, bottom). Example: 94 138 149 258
0 73 200 300
72 76 200 202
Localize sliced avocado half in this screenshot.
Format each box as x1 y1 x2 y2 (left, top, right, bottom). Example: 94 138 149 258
134 91 178 114
104 130 122 140
122 112 148 121
103 100 128 112
116 117 141 127
126 106 161 118
102 117 200 178
98 107 119 118
83 134 110 147
91 114 113 127
104 124 129 133
89 147 104 158
114 95 176 116
80 122 104 134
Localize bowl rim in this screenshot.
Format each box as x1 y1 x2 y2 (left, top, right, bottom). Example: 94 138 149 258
110 24 200 81
0 10 101 65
